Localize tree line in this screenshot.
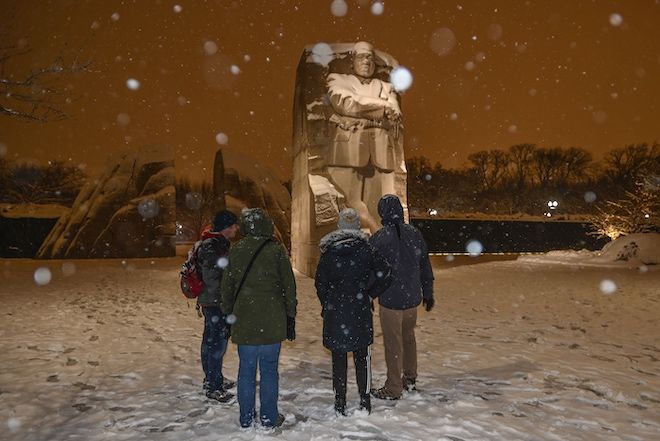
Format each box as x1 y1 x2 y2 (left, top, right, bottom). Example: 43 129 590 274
406 142 659 217
0 157 86 205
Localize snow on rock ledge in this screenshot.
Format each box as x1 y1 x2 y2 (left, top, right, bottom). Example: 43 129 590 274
518 233 660 267
37 145 176 258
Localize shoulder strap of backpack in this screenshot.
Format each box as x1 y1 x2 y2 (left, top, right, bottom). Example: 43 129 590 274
233 238 272 301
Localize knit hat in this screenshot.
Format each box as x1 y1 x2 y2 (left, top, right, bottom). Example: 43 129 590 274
212 210 238 232
338 208 361 230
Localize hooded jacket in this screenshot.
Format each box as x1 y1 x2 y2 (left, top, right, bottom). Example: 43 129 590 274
315 229 392 353
369 195 434 310
197 229 231 308
220 208 297 345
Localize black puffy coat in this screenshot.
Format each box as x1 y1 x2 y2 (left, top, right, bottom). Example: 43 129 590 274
370 195 434 310
315 229 392 353
197 232 231 308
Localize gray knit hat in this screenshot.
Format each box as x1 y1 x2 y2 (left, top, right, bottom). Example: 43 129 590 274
337 208 361 230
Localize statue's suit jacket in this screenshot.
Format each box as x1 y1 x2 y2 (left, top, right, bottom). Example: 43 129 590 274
326 73 401 172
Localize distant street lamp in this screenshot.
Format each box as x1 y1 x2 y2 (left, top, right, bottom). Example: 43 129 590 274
547 200 559 210
428 208 438 216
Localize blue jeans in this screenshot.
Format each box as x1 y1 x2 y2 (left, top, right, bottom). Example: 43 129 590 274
201 306 228 392
237 343 281 427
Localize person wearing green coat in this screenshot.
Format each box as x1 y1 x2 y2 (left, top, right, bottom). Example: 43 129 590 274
220 208 297 429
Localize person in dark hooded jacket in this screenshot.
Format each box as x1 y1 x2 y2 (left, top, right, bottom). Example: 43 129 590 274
369 194 434 400
315 208 392 415
197 210 239 403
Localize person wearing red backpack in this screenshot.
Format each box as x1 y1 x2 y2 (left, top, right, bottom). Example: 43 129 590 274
197 210 239 403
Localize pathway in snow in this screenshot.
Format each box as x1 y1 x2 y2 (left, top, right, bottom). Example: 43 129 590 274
1 258 659 441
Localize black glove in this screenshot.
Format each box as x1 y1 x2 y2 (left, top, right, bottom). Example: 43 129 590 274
286 316 296 341
422 296 435 312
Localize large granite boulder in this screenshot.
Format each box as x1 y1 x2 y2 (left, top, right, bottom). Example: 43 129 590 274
214 148 291 248
38 145 175 258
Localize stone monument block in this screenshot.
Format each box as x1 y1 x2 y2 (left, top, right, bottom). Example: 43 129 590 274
291 42 408 276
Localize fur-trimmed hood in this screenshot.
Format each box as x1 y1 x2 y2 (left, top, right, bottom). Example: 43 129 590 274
319 229 369 254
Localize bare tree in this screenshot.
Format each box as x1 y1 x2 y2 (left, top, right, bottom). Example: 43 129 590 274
532 147 564 187
556 147 593 186
1 38 92 122
468 149 509 191
604 143 660 189
508 143 536 191
1 159 85 204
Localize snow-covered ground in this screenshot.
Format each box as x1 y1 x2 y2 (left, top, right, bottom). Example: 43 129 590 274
1 243 659 440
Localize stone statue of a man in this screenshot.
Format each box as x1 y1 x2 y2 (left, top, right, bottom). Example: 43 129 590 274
325 41 404 232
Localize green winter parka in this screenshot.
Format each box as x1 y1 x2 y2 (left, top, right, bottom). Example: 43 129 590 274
220 208 297 345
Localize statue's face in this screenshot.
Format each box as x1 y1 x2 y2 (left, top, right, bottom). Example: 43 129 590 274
353 52 375 78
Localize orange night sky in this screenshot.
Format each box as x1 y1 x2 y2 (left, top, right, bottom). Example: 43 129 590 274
1 0 658 181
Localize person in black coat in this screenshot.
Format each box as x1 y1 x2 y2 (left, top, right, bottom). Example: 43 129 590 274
369 194 435 400
315 208 392 415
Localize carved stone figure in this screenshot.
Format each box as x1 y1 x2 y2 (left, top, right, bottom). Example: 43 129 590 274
291 42 408 276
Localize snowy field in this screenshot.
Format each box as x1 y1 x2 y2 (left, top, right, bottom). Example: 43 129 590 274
1 248 659 441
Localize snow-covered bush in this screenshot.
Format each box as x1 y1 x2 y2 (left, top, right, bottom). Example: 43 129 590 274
588 175 659 239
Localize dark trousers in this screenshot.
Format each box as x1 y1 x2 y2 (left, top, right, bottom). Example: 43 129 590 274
201 306 228 392
332 347 370 399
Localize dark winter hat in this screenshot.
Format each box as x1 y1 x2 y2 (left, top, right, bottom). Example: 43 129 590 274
378 194 404 226
338 208 361 230
212 210 238 232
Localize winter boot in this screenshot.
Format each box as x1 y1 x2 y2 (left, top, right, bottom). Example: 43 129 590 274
206 389 235 403
222 378 236 390
334 395 347 416
359 393 372 414
261 413 285 428
403 377 417 392
370 386 400 400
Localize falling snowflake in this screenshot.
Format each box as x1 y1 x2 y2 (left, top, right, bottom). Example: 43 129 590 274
311 42 334 67
609 13 623 27
34 268 52 286
430 27 456 56
599 279 617 295
390 66 413 92
466 240 483 256
126 78 141 90
7 418 21 432
61 262 76 277
173 4 182 13
217 257 229 268
204 41 218 56
583 191 597 203
371 2 384 15
331 0 348 17
215 132 229 145
138 199 159 219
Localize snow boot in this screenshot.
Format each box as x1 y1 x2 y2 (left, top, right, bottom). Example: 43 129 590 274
206 389 235 403
403 377 417 392
370 387 400 400
261 413 285 428
223 378 236 389
334 395 347 416
359 394 372 414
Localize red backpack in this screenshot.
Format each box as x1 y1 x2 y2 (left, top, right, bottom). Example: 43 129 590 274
180 240 204 299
